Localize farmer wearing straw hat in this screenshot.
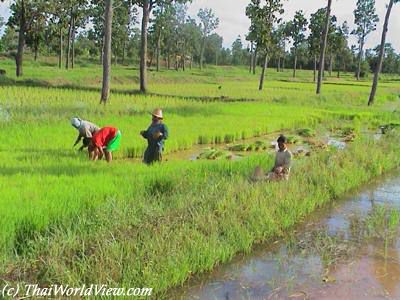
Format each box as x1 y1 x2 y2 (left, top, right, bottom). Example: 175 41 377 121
71 117 100 152
140 108 169 164
89 126 122 163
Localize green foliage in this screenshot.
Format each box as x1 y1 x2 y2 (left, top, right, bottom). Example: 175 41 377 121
245 0 285 52
352 0 379 44
286 10 308 50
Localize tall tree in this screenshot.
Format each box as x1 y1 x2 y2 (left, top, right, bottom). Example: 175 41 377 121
151 2 173 71
0 16 4 51
25 6 46 61
308 8 337 82
133 0 191 93
7 0 45 76
273 23 287 72
198 8 219 70
245 7 260 75
100 0 113 103
181 16 202 69
205 33 223 65
246 0 284 91
286 10 308 78
352 0 379 80
231 36 245 65
308 9 325 82
112 0 137 66
332 21 350 78
47 1 69 68
88 0 105 63
368 0 399 106
64 0 89 69
316 0 333 95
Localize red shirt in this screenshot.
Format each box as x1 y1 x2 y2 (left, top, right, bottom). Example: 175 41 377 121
92 127 118 148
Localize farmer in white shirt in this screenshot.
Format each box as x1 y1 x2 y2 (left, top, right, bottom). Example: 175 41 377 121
71 117 100 151
267 135 292 181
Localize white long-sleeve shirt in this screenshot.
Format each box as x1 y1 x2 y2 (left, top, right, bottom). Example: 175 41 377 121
274 148 292 171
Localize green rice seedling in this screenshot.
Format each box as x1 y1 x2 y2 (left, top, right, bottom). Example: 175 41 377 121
214 135 222 144
224 134 235 143
286 135 300 144
297 128 316 137
198 135 210 144
254 140 268 150
228 144 249 152
246 144 255 151
197 148 230 160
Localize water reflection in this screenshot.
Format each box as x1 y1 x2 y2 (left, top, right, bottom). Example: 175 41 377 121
171 174 400 300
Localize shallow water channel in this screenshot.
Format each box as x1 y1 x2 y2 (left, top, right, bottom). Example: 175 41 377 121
171 172 400 300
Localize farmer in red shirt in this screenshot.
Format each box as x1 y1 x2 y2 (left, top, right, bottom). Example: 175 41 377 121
89 126 122 162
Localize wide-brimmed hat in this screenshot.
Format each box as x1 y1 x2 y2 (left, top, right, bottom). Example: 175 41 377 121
151 108 163 119
71 117 82 129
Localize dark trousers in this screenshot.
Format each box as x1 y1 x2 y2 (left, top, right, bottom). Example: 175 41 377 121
143 147 162 164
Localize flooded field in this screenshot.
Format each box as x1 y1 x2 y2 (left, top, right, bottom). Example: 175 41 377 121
171 172 400 300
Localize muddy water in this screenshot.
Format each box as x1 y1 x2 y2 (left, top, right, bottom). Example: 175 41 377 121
171 172 400 300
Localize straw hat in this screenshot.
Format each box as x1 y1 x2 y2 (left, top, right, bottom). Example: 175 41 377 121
151 108 163 119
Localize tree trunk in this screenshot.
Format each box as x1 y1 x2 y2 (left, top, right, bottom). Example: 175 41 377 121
122 41 126 65
252 46 257 74
282 56 285 71
167 52 170 69
249 42 253 73
71 16 75 69
100 0 113 104
149 50 154 68
123 1 132 66
100 34 104 63
59 26 63 69
368 0 394 106
66 8 73 70
200 36 206 70
313 54 317 82
156 29 162 71
259 54 268 91
329 53 333 76
215 50 218 66
356 39 364 80
316 0 332 95
33 35 38 61
293 52 297 78
16 0 26 77
182 52 186 71
277 56 281 72
140 1 150 93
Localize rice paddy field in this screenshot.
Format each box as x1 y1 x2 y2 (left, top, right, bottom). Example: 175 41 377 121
1 57 400 297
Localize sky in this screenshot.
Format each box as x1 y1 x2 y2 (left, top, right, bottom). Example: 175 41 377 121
1 0 400 51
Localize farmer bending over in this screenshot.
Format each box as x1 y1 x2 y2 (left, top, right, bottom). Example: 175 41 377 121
89 126 122 163
267 135 292 181
71 117 99 152
140 108 169 164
